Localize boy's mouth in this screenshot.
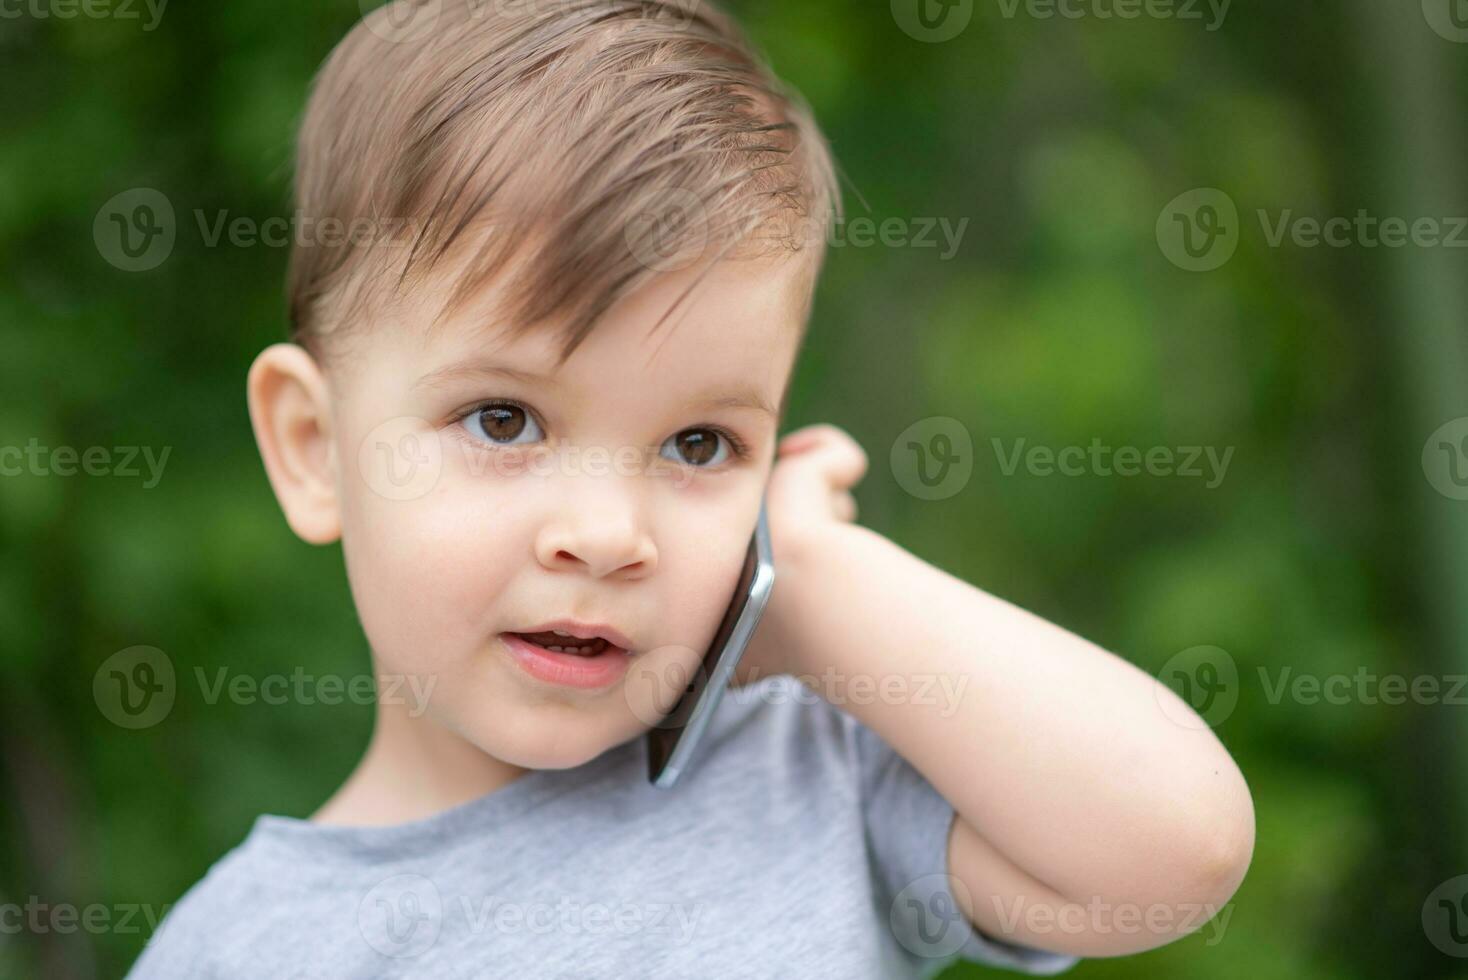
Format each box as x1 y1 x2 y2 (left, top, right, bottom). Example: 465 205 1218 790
506 631 619 657
500 630 634 689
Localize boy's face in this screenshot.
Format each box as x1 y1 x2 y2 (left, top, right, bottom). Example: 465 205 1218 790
315 254 808 770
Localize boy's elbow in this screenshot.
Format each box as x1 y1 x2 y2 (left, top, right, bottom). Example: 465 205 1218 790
1096 806 1254 957
1111 769 1256 920
1179 776 1256 909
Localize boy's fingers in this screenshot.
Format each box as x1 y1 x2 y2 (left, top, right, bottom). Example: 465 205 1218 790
810 434 868 492
766 426 867 534
778 423 845 456
768 473 859 535
777 424 868 490
776 425 821 453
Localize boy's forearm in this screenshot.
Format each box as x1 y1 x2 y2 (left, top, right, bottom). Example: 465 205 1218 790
770 520 1255 951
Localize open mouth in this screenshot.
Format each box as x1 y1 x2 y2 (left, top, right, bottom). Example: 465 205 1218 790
500 630 634 689
507 631 617 657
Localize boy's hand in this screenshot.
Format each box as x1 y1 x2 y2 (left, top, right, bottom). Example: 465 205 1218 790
765 423 868 542
731 423 868 686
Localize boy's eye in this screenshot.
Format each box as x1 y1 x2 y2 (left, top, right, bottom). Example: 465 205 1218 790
459 404 736 469
660 428 729 468
463 403 543 446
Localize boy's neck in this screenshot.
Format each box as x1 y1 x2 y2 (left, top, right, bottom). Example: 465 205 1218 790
310 697 530 827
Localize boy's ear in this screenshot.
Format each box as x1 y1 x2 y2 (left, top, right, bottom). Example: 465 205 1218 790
247 343 341 544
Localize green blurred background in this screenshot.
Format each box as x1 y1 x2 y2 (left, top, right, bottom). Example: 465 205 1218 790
3 0 1468 976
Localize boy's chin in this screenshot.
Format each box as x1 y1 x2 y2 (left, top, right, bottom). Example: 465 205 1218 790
474 715 639 773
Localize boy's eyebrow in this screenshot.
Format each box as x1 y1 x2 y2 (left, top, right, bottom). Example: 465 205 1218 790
413 360 777 418
414 361 559 391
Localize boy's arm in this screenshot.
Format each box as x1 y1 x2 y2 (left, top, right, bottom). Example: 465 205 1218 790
741 426 1255 959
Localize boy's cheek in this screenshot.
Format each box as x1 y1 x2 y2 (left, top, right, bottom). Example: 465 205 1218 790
341 504 522 667
346 475 528 564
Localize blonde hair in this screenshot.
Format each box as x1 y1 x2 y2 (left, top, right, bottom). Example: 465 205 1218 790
287 0 842 367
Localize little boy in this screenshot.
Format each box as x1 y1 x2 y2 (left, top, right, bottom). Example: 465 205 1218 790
128 0 1254 976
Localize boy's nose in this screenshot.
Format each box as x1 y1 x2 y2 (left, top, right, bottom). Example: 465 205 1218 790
534 502 657 580
537 526 657 579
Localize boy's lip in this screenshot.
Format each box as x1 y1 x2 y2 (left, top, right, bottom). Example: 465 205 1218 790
504 619 635 653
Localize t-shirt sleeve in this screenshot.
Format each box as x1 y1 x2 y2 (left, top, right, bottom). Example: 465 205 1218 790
842 708 1082 977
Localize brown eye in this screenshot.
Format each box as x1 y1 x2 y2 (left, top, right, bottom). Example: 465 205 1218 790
663 428 728 467
464 403 542 446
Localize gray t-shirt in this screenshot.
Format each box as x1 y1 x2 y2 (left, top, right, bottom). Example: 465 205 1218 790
127 673 1081 978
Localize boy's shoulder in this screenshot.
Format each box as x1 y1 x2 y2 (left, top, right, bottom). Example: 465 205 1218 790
125 831 283 979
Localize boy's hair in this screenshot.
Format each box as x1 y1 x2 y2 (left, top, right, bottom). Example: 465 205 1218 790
288 0 842 368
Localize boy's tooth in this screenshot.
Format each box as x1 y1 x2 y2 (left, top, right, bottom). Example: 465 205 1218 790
538 640 607 656
552 629 571 636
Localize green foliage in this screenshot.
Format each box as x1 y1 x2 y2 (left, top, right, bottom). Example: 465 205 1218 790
2 1 1465 976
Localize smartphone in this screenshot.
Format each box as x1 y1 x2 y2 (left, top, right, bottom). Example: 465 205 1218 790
646 495 775 788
